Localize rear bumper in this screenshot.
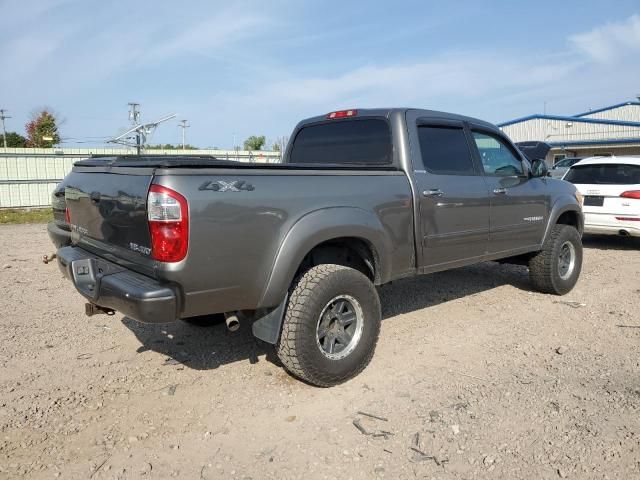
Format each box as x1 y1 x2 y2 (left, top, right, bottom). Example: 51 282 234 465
57 246 179 323
584 212 640 237
47 221 72 249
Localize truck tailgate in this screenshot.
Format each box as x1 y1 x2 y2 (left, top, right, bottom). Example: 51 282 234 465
63 169 155 271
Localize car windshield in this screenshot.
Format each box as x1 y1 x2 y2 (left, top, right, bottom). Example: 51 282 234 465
564 164 640 185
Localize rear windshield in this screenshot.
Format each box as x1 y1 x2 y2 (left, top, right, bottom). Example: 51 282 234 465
555 157 579 168
564 164 640 185
289 119 392 165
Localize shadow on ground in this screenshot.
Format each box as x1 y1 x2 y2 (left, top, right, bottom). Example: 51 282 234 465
122 261 532 370
582 234 640 251
379 261 530 319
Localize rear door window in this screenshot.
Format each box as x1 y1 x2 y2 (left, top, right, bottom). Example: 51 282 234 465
289 119 392 165
564 164 640 184
416 126 476 175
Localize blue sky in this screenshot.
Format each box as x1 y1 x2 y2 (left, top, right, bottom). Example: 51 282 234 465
1 1 640 149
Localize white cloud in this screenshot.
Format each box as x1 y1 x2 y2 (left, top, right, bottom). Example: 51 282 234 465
0 4 272 86
569 14 640 62
145 12 268 61
204 52 582 129
197 15 640 143
2 6 639 147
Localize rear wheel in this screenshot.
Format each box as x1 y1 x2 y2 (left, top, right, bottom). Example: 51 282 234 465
276 264 381 387
529 224 582 295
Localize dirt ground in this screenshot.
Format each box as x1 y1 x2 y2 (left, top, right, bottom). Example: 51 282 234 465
0 224 639 480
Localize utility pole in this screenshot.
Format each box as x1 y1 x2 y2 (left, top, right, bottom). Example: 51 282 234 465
0 109 11 151
178 119 189 149
128 102 141 154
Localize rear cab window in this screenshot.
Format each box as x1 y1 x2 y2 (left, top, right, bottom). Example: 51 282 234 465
288 119 392 166
564 164 640 184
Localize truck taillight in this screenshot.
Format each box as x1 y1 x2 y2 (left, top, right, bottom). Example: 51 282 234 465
147 184 189 262
326 109 358 119
620 190 640 199
64 207 71 224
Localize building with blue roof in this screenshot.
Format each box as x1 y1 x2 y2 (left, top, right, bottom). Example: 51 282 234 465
498 100 640 165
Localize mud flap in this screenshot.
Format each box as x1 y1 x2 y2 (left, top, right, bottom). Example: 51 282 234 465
251 294 288 344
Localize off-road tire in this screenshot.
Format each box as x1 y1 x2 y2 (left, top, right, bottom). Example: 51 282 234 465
276 264 381 387
529 224 582 295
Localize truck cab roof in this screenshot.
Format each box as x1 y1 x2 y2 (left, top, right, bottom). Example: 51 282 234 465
296 108 497 131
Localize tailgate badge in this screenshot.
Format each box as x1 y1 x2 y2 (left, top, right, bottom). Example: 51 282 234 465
129 242 151 255
76 265 90 275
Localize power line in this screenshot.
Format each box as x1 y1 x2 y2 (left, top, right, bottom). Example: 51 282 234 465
178 119 190 149
0 109 11 150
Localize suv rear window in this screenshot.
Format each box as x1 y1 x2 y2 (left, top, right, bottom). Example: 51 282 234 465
289 119 392 165
564 164 640 185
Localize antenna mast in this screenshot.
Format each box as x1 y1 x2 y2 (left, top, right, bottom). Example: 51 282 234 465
127 102 141 153
108 108 177 154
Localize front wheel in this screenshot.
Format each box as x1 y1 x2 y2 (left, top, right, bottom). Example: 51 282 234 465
276 264 381 387
529 224 583 295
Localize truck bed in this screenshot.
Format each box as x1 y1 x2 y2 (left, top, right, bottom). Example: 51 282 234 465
60 160 415 319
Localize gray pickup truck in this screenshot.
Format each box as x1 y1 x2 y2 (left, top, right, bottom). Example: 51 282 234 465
49 108 584 386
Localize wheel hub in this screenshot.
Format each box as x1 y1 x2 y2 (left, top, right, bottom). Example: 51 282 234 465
558 240 576 280
316 295 364 360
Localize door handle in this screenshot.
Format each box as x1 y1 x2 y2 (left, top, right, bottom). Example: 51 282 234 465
423 189 444 197
493 188 507 195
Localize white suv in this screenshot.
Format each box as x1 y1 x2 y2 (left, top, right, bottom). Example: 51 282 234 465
563 156 640 237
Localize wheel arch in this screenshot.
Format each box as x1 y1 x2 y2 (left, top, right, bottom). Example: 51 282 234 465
258 207 392 308
542 196 584 244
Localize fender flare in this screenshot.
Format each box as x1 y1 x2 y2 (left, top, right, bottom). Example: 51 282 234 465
542 195 584 244
257 206 392 309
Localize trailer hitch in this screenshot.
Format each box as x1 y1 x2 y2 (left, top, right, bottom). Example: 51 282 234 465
85 303 115 317
42 253 57 264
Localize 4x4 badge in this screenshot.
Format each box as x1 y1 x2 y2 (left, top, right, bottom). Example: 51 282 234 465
199 180 255 192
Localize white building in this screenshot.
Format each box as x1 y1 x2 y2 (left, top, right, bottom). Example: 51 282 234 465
498 100 640 165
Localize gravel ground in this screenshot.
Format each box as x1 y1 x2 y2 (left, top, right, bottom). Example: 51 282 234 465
1 224 639 480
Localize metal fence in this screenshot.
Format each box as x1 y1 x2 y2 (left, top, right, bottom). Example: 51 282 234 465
0 148 281 208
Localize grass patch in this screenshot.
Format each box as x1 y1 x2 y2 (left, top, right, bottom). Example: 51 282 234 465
0 208 53 224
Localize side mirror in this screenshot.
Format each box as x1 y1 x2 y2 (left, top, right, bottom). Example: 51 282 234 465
530 159 549 178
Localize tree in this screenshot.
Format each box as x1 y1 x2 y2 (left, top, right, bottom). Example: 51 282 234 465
3 132 27 147
146 143 198 150
272 135 289 153
243 135 266 151
25 109 61 147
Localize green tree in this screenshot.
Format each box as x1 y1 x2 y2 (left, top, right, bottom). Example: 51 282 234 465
3 131 27 147
25 109 61 147
243 135 266 151
147 143 198 150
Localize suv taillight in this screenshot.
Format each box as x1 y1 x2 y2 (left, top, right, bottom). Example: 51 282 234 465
64 207 71 224
147 184 189 262
620 190 640 199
